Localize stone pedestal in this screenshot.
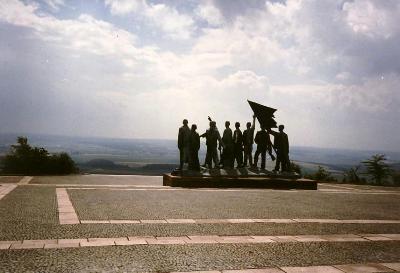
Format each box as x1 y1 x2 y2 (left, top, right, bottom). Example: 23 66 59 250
163 168 317 190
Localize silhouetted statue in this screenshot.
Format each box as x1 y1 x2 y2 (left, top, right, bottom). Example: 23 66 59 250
233 122 243 168
178 119 191 170
254 125 274 169
269 125 290 172
188 124 200 171
201 120 223 169
221 121 233 168
243 115 256 167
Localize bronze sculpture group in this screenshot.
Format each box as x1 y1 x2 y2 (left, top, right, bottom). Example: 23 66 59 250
178 115 290 173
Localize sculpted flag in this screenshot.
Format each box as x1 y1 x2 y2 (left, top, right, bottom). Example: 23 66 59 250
247 100 277 129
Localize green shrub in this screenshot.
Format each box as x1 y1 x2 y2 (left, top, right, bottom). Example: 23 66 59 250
305 166 336 182
290 161 302 175
362 154 392 185
1 137 78 175
342 166 362 184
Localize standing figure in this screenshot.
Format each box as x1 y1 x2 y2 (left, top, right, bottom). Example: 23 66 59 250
233 122 243 168
243 115 256 167
221 121 233 168
254 126 274 169
269 125 290 172
188 124 200 171
178 119 191 170
200 121 223 169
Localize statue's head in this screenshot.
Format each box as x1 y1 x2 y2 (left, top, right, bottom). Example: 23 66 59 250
246 122 251 129
225 121 230 128
191 124 197 131
210 121 216 128
235 122 240 128
279 125 284 132
183 119 188 125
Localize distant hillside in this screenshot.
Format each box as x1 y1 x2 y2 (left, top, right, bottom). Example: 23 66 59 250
1 133 399 176
78 159 177 175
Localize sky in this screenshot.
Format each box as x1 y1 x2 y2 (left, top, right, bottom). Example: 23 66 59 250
0 0 399 151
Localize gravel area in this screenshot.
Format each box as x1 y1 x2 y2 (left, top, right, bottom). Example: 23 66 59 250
0 187 58 225
70 189 400 220
0 242 399 272
0 186 399 241
31 175 163 185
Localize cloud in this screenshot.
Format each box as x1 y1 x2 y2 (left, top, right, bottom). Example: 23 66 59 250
104 0 195 40
43 0 65 11
143 2 195 40
343 0 400 39
104 0 141 15
195 2 224 26
0 0 399 151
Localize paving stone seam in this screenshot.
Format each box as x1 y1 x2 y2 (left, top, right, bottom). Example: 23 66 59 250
78 218 400 225
1 234 399 250
56 188 79 224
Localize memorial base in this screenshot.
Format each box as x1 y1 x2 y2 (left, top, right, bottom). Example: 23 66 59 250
163 168 317 190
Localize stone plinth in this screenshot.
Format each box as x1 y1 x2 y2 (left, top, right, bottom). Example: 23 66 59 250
163 168 317 190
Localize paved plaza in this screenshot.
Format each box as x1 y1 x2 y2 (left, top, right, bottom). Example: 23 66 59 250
0 175 399 272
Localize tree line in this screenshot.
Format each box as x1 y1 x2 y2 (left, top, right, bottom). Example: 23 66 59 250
0 137 78 175
303 154 399 186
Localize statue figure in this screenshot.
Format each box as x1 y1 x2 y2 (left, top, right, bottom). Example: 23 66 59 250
243 115 256 167
269 125 290 172
233 122 243 168
254 125 275 169
177 119 191 170
188 124 200 171
221 121 233 168
200 120 223 169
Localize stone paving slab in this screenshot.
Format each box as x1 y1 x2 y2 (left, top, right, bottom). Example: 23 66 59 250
281 265 344 273
250 236 276 243
56 188 79 224
334 263 396 272
44 242 80 249
109 220 141 224
1 233 399 250
378 234 400 240
75 218 400 225
222 269 284 273
0 244 11 250
382 263 400 271
0 184 17 201
139 262 400 273
140 219 168 224
18 176 33 184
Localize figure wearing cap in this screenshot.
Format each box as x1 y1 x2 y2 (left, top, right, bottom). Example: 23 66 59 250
269 125 290 172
